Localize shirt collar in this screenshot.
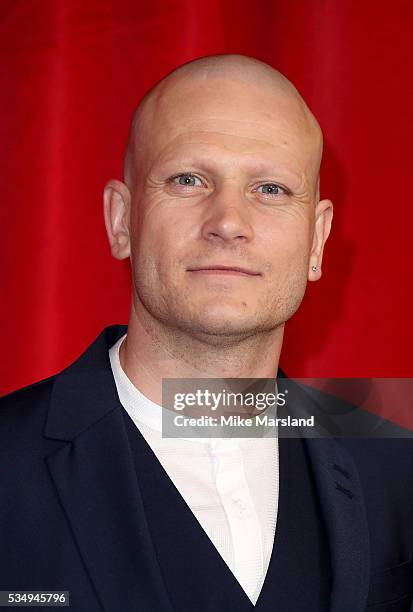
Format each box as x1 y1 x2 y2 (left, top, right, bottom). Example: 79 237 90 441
109 333 278 443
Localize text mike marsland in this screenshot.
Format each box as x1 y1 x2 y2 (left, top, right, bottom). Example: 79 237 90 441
174 414 315 427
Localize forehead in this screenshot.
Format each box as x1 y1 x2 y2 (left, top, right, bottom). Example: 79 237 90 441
137 77 321 179
152 133 309 191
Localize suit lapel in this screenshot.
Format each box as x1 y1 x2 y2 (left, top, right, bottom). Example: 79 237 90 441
305 437 370 612
282 377 371 612
43 326 173 612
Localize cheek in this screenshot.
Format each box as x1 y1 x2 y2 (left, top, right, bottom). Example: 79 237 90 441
131 211 188 280
260 215 311 267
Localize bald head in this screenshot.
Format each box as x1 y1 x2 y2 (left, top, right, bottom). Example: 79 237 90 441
124 54 323 194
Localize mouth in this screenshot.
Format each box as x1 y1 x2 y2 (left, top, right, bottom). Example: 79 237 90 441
187 265 261 277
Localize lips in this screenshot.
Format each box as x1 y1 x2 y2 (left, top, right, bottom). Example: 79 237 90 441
187 265 261 276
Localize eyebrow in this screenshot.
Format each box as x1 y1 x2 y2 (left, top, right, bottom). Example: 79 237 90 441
157 154 303 185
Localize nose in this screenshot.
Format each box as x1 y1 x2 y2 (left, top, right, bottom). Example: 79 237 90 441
200 184 254 245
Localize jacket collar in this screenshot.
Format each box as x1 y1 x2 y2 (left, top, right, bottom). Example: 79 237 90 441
44 325 128 441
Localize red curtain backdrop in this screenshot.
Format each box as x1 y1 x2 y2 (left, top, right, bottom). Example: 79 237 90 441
1 0 412 396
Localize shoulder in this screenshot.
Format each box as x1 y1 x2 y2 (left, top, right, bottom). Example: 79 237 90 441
0 376 56 440
0 375 56 408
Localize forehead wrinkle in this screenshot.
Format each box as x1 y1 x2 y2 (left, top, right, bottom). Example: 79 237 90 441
151 137 307 184
145 106 320 164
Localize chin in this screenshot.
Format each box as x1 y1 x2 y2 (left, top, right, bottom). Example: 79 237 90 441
178 308 271 340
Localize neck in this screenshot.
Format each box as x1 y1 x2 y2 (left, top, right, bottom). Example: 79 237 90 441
119 299 284 406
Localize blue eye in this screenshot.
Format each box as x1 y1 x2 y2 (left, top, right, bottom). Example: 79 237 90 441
172 174 203 186
257 183 285 196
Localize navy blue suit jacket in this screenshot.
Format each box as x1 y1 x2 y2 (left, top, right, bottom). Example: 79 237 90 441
1 325 412 611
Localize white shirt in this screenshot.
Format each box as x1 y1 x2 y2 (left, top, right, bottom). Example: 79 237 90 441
109 334 279 605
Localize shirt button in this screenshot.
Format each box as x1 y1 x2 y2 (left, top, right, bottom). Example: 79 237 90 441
234 498 247 515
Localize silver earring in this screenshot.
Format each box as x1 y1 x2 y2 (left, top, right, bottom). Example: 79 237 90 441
312 266 317 271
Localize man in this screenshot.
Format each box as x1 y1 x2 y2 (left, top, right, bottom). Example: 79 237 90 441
1 55 412 611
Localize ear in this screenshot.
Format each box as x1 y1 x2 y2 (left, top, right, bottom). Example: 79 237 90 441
308 199 333 281
103 179 131 260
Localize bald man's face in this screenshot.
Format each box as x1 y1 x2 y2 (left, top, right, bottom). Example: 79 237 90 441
106 76 332 342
